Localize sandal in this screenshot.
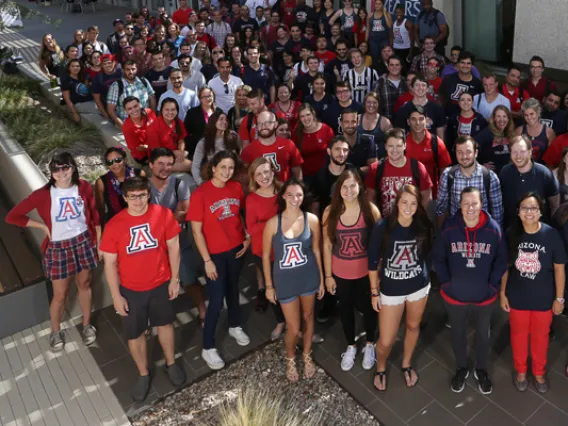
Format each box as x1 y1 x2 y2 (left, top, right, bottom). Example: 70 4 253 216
303 351 316 379
402 366 419 388
374 370 387 392
285 357 299 382
271 323 285 341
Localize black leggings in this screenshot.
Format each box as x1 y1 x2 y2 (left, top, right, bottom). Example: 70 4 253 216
334 275 377 345
254 255 285 324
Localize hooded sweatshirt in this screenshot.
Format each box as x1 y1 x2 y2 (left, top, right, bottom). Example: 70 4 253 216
433 210 508 305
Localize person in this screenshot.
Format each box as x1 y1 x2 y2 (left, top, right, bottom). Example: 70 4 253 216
324 39 354 87
268 25 291 77
393 72 418 114
433 186 508 394
262 178 325 382
6 153 100 351
436 136 503 226
373 44 394 76
209 58 244 114
158 68 200 121
473 74 511 120
238 88 269 146
187 151 251 370
391 5 413 63
329 0 358 47
500 65 530 121
233 5 260 42
172 0 195 27
276 118 292 139
499 192 566 393
476 105 515 175
322 81 364 135
91 54 122 120
553 147 568 204
192 111 241 185
366 128 432 217
169 54 206 93
130 38 152 77
246 158 286 334
409 35 445 78
107 61 156 127
305 73 335 120
144 50 172 102
359 92 392 160
261 11 284 49
60 59 97 123
242 111 303 183
499 135 560 229
107 19 126 54
95 146 144 228
99 175 185 401
368 184 434 391
240 46 276 104
121 96 157 165
424 57 443 102
543 130 568 169
184 87 224 160
83 51 103 82
357 41 373 68
322 169 381 371
442 45 481 79
78 26 110 56
206 9 232 47
291 55 325 103
515 98 556 163
340 109 377 175
366 0 392 59
521 56 557 103
439 51 483 117
540 90 568 136
445 91 488 155
415 0 449 55
375 55 408 122
228 84 251 131
314 34 336 66
345 48 380 105
270 84 301 131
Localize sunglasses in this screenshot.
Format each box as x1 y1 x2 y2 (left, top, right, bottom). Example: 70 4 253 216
51 164 72 173
224 83 229 94
212 50 223 54
105 157 124 166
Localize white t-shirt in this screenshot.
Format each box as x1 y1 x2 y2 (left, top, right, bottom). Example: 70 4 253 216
50 185 88 242
473 93 511 120
208 75 244 114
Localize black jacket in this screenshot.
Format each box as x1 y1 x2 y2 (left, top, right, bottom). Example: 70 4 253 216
183 106 223 160
445 111 488 156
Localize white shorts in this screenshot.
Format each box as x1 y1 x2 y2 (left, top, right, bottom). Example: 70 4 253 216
380 284 431 306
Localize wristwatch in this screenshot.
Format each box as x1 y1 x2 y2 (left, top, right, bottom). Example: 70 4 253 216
556 297 565 304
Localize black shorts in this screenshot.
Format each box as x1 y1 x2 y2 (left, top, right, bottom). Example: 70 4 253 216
119 281 175 340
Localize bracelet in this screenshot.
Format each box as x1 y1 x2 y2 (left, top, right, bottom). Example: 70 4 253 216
266 287 275 291
204 259 212 263
371 293 380 298
325 276 332 279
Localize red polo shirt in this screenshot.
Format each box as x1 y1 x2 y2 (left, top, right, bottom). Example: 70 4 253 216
500 83 530 113
172 7 194 26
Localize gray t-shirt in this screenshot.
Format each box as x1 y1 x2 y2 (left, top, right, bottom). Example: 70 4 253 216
418 10 447 41
150 176 190 212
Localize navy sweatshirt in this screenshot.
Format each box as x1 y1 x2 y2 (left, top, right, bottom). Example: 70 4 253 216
432 211 508 304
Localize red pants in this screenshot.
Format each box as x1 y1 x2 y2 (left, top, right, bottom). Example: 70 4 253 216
509 308 553 376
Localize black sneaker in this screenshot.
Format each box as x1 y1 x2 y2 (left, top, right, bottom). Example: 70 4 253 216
474 369 493 395
317 299 336 324
166 362 186 387
451 368 469 393
131 373 152 401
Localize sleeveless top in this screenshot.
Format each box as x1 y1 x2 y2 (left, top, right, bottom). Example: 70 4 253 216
522 124 548 163
340 9 357 42
393 19 411 49
368 14 389 44
272 212 320 301
332 211 369 280
358 115 387 159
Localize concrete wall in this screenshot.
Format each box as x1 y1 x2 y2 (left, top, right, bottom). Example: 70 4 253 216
513 0 568 70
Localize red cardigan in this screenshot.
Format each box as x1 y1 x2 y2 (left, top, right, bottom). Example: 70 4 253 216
5 179 100 253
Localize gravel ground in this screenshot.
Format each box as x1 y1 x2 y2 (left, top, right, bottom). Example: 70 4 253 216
130 341 380 426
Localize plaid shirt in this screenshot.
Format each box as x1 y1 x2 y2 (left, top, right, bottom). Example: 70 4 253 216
374 76 409 121
436 162 503 225
207 21 232 47
107 77 155 121
410 52 446 78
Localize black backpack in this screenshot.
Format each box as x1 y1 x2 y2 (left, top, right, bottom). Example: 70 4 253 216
418 9 449 46
446 164 492 213
375 158 421 214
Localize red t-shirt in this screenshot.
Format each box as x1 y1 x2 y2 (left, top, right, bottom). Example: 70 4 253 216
365 158 432 216
245 192 278 257
172 7 194 26
269 101 301 131
196 32 217 50
292 123 335 177
186 180 245 254
146 116 188 151
352 21 366 43
280 0 297 27
522 77 557 102
405 131 452 197
238 113 258 143
315 50 337 66
500 84 530 113
99 204 180 291
457 114 475 136
241 137 304 182
122 109 157 161
542 133 568 168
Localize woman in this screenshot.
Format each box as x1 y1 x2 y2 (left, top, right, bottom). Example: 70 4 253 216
6 152 100 351
329 0 358 47
263 178 325 382
368 185 434 391
234 6 259 43
223 33 237 57
515 98 556 163
193 41 211 66
38 34 64 81
323 170 381 371
293 103 335 187
167 23 184 55
192 112 241 186
246 158 286 337
138 26 151 45
476 105 515 175
553 147 568 204
268 26 289 77
230 46 245 74
122 96 157 165
562 92 568 111
147 98 192 173
84 51 102 82
240 27 255 52
276 118 292 139
352 8 367 47
58 45 80 81
184 87 224 161
305 73 335 120
80 42 94 63
152 25 168 48
446 91 488 157
188 150 251 371
269 84 301 132
358 41 373 67
392 4 414 63
94 146 144 227
320 0 336 38
228 85 252 132
71 29 84 48
500 193 566 393
115 37 131 64
61 59 95 123
359 92 392 160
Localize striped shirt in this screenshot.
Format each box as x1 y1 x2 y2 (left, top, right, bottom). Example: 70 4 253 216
346 67 380 104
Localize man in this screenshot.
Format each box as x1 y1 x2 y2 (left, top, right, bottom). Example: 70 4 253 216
171 43 202 72
287 24 309 58
240 46 276 104
374 44 395 77
241 111 303 182
207 9 232 47
345 48 380 105
436 136 503 227
245 0 277 19
521 56 557 102
254 6 266 28
375 55 409 121
542 131 568 169
473 74 511 120
415 0 449 55
107 61 156 127
442 45 481 79
132 13 152 35
393 72 418 114
145 50 172 102
292 55 324 101
195 20 217 50
322 81 364 135
499 65 530 121
324 39 353 87
92 54 122 119
499 135 560 229
261 11 284 48
100 176 186 402
79 26 110 56
209 58 244 114
172 0 195 27
540 90 568 136
107 19 125 54
168 54 206 93
158 69 200 121
432 186 508 395
439 51 483 116
233 6 260 41
238 88 269 146
365 128 432 217
292 45 323 78
425 57 443 102
410 36 445 77
314 35 336 66
341 110 377 175
226 3 240 28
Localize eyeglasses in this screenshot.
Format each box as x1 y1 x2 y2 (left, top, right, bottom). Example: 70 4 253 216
519 206 539 213
126 193 149 201
105 157 124 166
125 27 134 30
224 83 229 94
51 164 72 173
258 121 276 128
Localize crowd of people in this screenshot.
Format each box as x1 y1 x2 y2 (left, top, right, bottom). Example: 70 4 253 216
18 0 568 404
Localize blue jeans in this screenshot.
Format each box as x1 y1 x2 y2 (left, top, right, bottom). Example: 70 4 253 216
203 244 245 349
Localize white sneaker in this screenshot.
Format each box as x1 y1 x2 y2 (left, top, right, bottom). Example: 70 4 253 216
202 348 225 370
361 343 376 370
228 327 250 346
340 345 357 371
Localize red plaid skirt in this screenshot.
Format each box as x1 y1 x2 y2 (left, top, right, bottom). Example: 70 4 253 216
42 231 98 280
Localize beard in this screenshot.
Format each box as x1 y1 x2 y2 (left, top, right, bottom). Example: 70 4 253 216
330 156 347 166
259 128 275 139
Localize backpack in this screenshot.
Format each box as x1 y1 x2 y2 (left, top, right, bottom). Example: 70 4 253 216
375 158 421 213
446 164 491 214
116 77 153 99
418 9 449 46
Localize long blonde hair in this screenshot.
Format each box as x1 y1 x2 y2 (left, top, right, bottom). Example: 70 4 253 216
39 34 64 63
247 157 281 193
